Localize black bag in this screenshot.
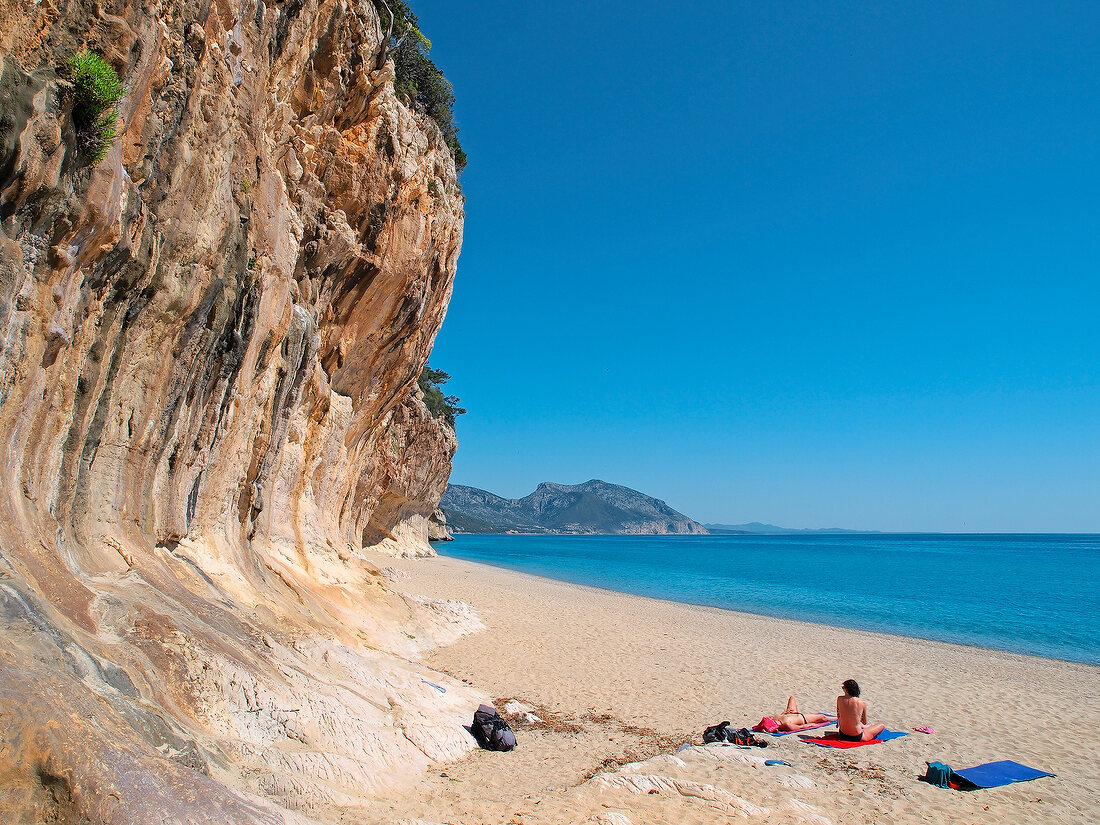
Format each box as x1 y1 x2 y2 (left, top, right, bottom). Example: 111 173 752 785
702 721 767 747
471 704 516 751
728 726 767 747
703 721 732 744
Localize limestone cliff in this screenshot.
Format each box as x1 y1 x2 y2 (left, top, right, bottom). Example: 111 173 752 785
0 0 475 822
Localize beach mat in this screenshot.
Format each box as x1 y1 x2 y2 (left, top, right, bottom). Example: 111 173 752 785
951 760 1055 789
765 719 836 736
800 729 907 748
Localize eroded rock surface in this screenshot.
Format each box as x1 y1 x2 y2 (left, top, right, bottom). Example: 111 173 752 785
0 0 469 821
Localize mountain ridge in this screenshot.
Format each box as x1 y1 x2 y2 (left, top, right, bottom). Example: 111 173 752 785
441 480 708 535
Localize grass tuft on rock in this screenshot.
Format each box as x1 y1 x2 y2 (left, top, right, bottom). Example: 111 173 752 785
67 50 124 164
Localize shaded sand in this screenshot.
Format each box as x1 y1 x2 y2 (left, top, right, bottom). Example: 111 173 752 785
354 553 1099 825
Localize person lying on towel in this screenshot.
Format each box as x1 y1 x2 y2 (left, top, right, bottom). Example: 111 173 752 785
836 679 886 742
761 696 834 732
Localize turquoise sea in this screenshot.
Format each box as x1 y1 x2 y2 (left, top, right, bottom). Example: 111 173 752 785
438 533 1100 666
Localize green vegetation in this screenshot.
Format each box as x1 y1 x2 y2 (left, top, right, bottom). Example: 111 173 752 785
67 50 124 164
374 1 466 171
418 365 465 428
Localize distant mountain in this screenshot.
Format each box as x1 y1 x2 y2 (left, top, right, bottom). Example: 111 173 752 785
441 480 708 535
705 522 879 535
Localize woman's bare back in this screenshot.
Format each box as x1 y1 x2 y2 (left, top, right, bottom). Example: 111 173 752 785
836 693 866 736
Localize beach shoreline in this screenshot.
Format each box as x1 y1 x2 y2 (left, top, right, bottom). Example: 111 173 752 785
360 552 1099 825
441 548 1099 670
433 532 1100 667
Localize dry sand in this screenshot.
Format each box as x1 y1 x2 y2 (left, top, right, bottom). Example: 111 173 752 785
356 553 1099 825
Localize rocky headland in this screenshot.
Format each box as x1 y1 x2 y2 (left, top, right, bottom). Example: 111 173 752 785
0 1 479 822
441 480 709 535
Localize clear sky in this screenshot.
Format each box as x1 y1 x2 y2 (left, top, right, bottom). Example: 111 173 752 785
412 0 1099 532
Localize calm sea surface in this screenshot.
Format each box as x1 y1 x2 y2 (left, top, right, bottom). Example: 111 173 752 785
438 533 1100 666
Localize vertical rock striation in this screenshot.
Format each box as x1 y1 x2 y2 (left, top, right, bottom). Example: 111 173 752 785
0 1 472 821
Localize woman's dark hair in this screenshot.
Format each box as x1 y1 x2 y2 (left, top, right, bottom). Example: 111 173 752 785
842 679 861 697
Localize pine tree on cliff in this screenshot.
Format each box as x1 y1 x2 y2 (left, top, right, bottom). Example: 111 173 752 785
373 0 466 170
419 366 466 428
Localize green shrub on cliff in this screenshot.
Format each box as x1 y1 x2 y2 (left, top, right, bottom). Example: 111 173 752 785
67 50 124 164
418 366 466 428
374 1 466 171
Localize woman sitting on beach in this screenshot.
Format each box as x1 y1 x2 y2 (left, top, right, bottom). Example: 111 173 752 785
763 696 834 732
836 678 886 741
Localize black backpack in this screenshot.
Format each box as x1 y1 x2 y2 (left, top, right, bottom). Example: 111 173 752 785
471 704 517 751
703 721 767 747
703 720 732 744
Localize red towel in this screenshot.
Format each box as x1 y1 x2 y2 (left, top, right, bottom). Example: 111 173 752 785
799 733 883 748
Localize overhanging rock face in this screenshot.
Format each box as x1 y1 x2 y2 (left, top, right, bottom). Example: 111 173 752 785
0 1 474 821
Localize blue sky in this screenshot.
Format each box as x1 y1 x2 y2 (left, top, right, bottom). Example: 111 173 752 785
413 1 1099 532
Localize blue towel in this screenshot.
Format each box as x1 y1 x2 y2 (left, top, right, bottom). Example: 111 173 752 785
952 760 1054 789
877 729 908 742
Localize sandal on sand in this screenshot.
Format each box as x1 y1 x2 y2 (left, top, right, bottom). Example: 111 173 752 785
913 726 935 734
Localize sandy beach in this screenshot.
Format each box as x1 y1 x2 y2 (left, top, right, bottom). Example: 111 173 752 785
356 552 1099 825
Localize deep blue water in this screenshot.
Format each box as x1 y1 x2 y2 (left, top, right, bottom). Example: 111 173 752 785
438 533 1100 666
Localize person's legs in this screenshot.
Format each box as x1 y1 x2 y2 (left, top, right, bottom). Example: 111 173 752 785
861 723 886 741
803 713 830 724
784 696 799 714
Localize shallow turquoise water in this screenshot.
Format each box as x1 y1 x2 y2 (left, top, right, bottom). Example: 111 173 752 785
438 533 1100 665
